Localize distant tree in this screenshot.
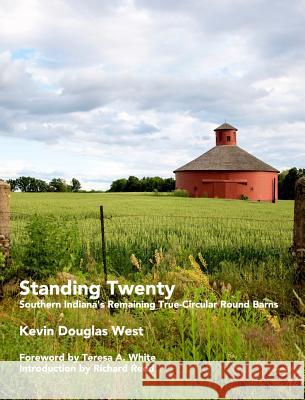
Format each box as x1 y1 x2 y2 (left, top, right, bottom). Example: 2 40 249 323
34 179 49 192
109 178 127 192
125 176 141 192
141 177 153 192
150 177 164 191
279 168 305 199
108 176 175 192
6 179 18 191
71 178 81 192
15 176 47 192
16 176 33 192
163 177 175 191
49 178 69 192
5 176 83 192
278 170 289 199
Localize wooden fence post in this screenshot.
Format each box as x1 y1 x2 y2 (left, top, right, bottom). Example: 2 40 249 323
292 177 305 287
0 180 11 260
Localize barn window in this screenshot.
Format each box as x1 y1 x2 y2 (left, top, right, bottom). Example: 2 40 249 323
227 136 231 142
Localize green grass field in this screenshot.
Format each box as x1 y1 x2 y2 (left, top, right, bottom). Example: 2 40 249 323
11 192 293 271
1 193 304 362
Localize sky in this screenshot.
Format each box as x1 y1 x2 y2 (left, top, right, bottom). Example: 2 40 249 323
0 0 305 190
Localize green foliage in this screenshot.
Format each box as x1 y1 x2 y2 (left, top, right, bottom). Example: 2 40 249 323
11 192 293 277
1 194 303 362
9 192 296 311
0 252 6 281
109 176 175 192
125 176 141 191
176 288 256 361
71 178 81 192
1 258 302 362
0 252 5 268
20 215 80 279
279 168 305 200
6 179 18 191
0 252 21 283
212 260 294 312
109 178 127 192
6 176 83 193
48 178 70 192
9 176 49 192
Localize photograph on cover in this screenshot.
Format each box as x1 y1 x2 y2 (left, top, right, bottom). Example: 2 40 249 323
0 1 304 399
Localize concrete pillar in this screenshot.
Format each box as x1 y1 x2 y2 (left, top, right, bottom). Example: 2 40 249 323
293 177 305 286
0 181 10 258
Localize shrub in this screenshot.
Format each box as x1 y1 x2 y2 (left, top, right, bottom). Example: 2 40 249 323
22 215 80 279
173 189 189 197
0 252 5 269
0 252 6 281
240 194 249 200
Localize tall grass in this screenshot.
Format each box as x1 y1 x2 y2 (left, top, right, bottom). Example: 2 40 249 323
9 194 295 310
0 190 304 362
11 193 293 272
0 251 303 361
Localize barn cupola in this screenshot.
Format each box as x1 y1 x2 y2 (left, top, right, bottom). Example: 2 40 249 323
214 123 238 146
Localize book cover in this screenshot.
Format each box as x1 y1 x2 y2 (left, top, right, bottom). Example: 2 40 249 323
0 1 304 399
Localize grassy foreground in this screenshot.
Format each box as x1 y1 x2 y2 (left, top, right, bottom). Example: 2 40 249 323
0 193 304 361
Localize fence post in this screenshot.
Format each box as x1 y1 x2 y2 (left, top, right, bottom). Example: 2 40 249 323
100 206 107 283
292 177 305 287
0 180 11 261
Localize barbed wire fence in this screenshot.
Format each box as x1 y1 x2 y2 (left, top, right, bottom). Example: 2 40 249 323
1 200 295 277
98 209 294 276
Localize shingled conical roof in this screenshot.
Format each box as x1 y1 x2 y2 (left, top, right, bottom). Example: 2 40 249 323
214 122 238 131
174 145 279 172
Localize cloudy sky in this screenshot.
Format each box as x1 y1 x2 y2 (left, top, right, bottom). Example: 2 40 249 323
0 0 305 189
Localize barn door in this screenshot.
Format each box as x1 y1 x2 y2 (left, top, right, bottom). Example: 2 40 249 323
213 182 225 198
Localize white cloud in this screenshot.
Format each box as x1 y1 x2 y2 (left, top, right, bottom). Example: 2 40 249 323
0 0 304 188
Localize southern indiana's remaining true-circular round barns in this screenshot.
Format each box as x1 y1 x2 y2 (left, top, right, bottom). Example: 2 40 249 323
174 123 279 202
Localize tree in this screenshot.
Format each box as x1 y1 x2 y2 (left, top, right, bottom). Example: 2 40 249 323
5 176 82 192
6 179 18 192
71 178 81 192
108 176 176 192
34 179 49 192
279 168 305 200
109 178 127 192
278 169 289 198
49 178 69 192
163 178 175 191
16 176 33 192
125 176 141 192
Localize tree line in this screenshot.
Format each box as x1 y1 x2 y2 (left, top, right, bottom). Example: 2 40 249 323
3 168 304 197
109 169 305 199
6 177 81 192
108 176 175 192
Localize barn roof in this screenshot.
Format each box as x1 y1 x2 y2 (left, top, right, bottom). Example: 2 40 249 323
214 122 238 131
174 145 279 172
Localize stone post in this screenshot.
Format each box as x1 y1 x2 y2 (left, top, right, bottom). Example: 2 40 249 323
292 177 305 286
0 180 11 259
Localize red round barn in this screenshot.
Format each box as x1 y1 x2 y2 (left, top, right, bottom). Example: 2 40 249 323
174 123 279 201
